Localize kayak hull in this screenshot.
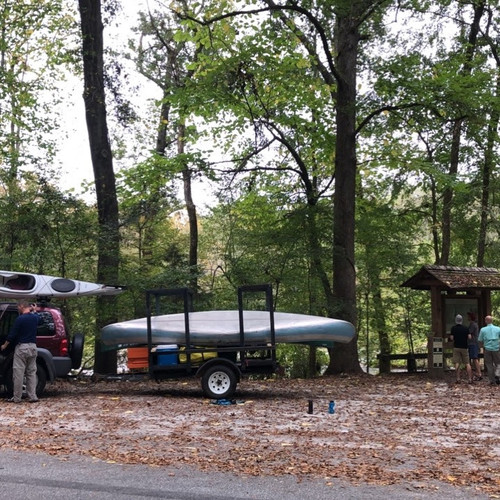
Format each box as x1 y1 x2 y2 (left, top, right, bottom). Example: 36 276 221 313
0 270 123 299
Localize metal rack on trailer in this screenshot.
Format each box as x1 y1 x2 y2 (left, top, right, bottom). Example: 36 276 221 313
146 284 278 399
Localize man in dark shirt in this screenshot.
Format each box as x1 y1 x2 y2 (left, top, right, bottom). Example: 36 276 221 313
450 314 473 384
0 300 41 402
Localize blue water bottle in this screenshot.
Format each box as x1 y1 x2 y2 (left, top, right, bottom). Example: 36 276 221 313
328 400 335 414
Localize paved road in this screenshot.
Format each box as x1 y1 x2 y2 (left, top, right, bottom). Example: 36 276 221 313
0 450 490 499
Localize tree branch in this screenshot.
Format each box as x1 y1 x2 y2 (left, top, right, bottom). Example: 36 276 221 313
356 102 424 135
175 1 341 84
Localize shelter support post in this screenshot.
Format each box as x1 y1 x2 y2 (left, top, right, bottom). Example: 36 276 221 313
428 286 444 378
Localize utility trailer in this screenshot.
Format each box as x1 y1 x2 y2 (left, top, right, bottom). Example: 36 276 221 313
146 284 278 399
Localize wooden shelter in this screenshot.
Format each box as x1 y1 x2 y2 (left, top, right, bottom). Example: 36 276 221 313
401 265 500 377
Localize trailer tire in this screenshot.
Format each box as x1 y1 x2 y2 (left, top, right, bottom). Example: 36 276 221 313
201 364 237 399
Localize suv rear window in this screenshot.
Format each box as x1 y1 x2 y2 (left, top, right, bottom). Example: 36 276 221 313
0 308 56 340
37 311 56 336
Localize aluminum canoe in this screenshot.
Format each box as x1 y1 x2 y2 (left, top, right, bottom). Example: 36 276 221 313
101 310 355 350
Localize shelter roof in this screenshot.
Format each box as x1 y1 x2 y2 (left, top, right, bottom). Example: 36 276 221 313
401 265 500 291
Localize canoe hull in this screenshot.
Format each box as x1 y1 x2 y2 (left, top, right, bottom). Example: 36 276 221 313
0 270 123 299
101 310 355 350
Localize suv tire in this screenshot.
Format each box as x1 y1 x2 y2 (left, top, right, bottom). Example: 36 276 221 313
71 333 85 369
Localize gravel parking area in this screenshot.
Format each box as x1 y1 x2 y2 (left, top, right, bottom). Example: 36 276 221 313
1 373 498 497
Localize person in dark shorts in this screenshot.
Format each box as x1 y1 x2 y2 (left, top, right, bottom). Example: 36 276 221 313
467 312 481 381
450 314 473 384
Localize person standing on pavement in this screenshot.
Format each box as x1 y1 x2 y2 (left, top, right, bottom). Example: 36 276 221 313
450 314 473 384
0 300 41 402
467 312 482 381
478 315 500 386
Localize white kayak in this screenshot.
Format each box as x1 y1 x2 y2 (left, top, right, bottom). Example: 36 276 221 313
0 270 123 299
101 310 355 349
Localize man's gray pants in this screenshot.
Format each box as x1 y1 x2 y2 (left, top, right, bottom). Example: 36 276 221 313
483 349 500 383
12 343 37 402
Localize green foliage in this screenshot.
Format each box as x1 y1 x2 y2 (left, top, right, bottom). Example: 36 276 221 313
199 187 334 316
3 0 500 378
0 172 97 272
89 1 500 375
277 344 329 378
116 152 204 319
117 155 180 211
0 0 78 178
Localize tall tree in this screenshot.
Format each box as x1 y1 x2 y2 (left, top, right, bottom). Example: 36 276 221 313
439 1 485 265
476 5 500 266
174 0 392 373
361 1 498 268
0 0 74 266
133 7 201 291
0 0 69 178
326 0 384 373
78 0 120 374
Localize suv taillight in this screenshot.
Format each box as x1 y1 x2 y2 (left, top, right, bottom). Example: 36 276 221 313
59 338 69 357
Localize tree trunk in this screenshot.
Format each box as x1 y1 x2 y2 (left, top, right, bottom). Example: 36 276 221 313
366 256 391 373
439 118 462 265
305 201 336 311
153 47 199 290
440 2 484 266
430 176 441 263
372 287 391 374
156 100 170 154
326 5 362 374
478 72 499 266
308 346 317 378
78 0 120 374
178 123 199 291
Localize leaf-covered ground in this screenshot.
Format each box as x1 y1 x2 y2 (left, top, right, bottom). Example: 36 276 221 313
1 373 499 497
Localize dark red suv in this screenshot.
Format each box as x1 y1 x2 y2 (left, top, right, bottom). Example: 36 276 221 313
0 303 84 397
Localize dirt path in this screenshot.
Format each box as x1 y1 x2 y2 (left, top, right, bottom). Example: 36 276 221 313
1 373 499 497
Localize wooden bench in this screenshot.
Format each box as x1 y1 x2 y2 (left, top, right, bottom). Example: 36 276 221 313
377 351 484 373
377 352 427 373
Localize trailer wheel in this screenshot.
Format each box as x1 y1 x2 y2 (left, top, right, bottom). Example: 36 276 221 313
201 365 237 399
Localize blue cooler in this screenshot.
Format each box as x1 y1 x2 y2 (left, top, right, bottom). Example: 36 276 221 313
156 344 178 366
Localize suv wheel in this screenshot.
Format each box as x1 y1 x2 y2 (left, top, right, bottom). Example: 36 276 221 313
70 333 85 370
5 361 47 398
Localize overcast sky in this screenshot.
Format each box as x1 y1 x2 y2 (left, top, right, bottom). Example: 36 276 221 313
56 2 217 210
57 2 155 199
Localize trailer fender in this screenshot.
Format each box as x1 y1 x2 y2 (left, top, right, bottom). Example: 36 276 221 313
196 358 241 382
